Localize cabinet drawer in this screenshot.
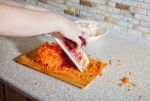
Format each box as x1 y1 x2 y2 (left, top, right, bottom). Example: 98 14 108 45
0 83 4 101
4 85 29 101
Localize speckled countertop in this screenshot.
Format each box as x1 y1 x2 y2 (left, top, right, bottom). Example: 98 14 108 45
0 31 150 101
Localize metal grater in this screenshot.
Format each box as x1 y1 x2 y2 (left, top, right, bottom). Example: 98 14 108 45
54 37 89 72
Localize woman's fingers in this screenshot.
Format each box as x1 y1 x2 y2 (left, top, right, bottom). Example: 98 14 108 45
54 32 82 48
66 35 82 48
78 26 90 46
57 19 90 48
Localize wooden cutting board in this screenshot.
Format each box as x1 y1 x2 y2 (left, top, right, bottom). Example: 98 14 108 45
15 42 107 88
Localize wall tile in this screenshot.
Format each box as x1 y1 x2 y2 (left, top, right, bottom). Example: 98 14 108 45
80 0 96 7
147 10 150 16
135 14 150 22
138 2 150 9
140 20 150 27
144 0 150 3
115 3 130 11
132 24 149 32
134 7 147 15
122 0 138 6
142 32 150 39
104 17 118 24
15 0 150 38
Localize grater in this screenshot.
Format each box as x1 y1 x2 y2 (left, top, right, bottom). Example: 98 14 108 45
46 33 89 72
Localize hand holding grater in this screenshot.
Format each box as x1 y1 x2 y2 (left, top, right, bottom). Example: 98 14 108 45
47 33 89 72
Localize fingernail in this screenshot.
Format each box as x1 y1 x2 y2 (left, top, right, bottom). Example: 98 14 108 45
79 36 87 47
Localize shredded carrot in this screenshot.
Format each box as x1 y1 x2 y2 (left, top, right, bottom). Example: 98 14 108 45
122 77 129 84
35 42 64 68
118 75 136 92
109 60 112 65
128 88 131 92
130 82 136 87
32 42 107 79
118 77 130 87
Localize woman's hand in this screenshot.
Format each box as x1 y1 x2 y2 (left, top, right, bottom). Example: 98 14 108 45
58 19 89 48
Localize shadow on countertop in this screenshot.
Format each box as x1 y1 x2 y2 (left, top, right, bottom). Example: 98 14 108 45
5 36 42 53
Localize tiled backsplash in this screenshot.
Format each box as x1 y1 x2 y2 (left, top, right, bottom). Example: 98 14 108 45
15 0 150 39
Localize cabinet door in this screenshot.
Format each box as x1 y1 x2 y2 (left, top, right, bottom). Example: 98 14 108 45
0 83 4 101
4 86 29 101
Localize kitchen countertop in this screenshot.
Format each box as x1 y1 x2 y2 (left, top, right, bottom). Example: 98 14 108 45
0 32 150 101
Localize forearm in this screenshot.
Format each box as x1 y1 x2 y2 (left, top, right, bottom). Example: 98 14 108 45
0 4 63 37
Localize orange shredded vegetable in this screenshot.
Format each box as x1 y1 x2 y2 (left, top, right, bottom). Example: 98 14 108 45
122 77 129 84
118 76 136 92
35 42 64 68
35 42 74 68
32 42 107 78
